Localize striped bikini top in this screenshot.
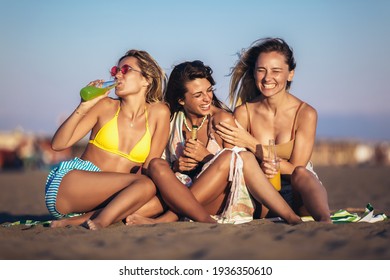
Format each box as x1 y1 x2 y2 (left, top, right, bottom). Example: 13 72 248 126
246 102 306 160
89 106 151 163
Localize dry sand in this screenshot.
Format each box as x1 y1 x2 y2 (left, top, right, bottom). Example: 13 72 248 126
0 166 389 260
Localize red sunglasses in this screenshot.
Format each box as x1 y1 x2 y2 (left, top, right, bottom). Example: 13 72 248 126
110 64 143 77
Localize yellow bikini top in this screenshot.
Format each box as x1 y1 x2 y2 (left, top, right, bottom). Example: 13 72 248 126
89 106 151 163
246 102 306 160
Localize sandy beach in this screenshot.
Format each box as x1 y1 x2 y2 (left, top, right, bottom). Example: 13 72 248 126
0 166 389 260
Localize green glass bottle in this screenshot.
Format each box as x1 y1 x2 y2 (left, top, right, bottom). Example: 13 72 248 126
80 81 117 101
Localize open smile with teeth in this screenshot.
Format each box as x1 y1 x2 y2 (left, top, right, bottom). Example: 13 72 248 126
200 104 211 111
263 83 276 89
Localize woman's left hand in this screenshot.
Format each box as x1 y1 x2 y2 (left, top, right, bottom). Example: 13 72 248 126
260 157 281 179
215 121 258 152
183 139 212 163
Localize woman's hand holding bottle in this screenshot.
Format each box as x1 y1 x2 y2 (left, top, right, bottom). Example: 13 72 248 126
76 80 113 116
265 139 281 191
80 79 117 101
183 139 212 163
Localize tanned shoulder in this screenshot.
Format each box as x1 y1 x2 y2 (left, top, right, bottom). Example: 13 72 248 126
212 108 235 126
300 103 317 121
232 104 249 130
149 102 170 117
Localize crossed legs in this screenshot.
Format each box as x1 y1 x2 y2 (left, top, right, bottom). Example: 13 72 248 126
127 150 302 225
127 150 235 224
50 170 156 229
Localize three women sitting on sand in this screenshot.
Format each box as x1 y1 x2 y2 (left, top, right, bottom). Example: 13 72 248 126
46 38 331 229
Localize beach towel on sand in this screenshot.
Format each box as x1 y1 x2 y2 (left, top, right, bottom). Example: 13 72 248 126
163 111 255 224
300 203 388 223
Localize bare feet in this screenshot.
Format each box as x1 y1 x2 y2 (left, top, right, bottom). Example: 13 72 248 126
292 217 303 225
50 214 91 228
50 218 79 228
50 219 68 228
83 219 101 230
125 214 158 225
285 214 303 225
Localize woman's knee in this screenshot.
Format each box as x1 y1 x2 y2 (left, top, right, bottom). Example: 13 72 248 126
239 150 256 162
149 158 171 178
134 175 156 196
291 166 319 191
291 166 308 184
213 150 234 171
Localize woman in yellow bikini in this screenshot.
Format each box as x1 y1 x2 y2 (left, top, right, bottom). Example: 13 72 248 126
216 38 331 222
45 49 170 229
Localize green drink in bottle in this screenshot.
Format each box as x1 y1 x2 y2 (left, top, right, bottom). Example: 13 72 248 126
80 80 117 101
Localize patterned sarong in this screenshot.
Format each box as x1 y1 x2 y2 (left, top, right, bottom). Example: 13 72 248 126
163 111 255 224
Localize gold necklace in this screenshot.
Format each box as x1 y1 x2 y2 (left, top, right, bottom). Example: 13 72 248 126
183 115 208 132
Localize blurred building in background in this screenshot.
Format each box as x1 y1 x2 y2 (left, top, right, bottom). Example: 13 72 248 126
0 128 84 171
0 129 390 171
311 140 390 166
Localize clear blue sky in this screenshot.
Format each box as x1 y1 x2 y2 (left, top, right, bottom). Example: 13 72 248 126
1 0 389 141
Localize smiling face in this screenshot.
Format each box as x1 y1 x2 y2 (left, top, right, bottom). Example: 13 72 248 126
179 78 213 117
254 51 294 98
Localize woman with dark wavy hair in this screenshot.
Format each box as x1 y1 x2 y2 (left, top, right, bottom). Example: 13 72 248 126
126 60 301 225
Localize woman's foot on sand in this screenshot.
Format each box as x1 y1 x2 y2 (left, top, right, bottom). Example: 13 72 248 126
83 219 101 230
286 214 303 225
125 214 159 225
50 219 75 228
50 215 92 228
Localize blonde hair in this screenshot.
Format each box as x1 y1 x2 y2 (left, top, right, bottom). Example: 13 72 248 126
118 49 167 103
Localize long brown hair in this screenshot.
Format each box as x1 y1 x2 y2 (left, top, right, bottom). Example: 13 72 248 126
229 38 296 107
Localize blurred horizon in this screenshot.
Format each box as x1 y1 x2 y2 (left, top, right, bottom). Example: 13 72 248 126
2 114 389 144
1 0 390 141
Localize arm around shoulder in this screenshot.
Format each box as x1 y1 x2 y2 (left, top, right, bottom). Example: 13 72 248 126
212 109 236 127
233 104 249 130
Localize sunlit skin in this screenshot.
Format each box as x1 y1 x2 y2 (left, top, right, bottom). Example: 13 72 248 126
216 46 331 222
254 51 294 99
128 78 236 224
217 51 315 176
125 73 302 225
48 52 170 229
175 79 220 172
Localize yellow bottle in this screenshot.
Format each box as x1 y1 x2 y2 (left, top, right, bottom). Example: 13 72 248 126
191 125 198 140
268 139 281 191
